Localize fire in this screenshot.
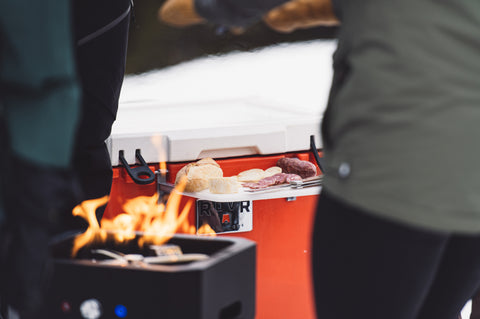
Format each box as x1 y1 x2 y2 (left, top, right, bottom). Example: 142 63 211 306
159 161 167 173
71 196 109 257
71 175 216 257
198 223 216 234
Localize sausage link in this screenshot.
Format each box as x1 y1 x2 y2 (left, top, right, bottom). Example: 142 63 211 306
277 157 317 179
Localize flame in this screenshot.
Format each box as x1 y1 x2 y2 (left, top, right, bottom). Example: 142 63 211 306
151 135 167 165
71 196 109 257
71 175 216 257
159 161 167 173
198 223 216 236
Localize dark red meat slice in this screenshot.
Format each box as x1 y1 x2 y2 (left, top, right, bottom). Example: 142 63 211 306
243 173 302 189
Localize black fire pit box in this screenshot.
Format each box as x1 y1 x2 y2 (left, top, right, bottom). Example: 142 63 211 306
45 234 256 319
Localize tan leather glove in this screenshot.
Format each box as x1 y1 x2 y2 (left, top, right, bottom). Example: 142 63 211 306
263 0 339 33
159 0 205 27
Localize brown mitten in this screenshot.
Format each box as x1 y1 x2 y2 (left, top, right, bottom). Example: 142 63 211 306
263 0 339 33
158 0 206 27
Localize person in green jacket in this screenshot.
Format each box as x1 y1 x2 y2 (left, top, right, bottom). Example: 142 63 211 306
158 0 480 318
0 0 80 318
312 1 480 318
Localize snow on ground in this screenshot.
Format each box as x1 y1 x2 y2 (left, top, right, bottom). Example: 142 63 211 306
462 300 471 318
120 39 336 114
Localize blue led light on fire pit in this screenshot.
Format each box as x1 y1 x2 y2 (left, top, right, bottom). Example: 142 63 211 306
114 304 128 318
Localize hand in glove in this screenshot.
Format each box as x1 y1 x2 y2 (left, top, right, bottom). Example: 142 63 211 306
263 0 339 33
158 0 246 34
159 0 205 27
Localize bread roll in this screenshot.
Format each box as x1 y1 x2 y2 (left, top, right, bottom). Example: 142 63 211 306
237 168 265 182
208 177 241 194
175 158 223 192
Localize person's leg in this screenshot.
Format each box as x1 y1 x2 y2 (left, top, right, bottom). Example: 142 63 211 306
1 154 81 318
415 234 480 319
67 0 131 230
0 109 80 319
311 191 449 319
0 115 8 319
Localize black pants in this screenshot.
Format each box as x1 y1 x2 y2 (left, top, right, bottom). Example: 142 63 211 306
62 0 131 231
0 122 80 318
312 191 480 319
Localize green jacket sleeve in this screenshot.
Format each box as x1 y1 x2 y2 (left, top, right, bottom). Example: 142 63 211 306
0 0 80 168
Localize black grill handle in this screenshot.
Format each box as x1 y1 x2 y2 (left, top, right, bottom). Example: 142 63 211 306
310 135 326 174
119 149 155 185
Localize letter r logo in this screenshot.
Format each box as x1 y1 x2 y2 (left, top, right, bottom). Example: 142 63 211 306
222 213 231 224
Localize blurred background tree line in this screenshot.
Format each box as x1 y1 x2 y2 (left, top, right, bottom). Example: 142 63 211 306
125 0 339 75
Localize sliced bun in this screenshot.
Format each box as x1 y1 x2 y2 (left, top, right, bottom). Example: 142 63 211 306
208 177 241 194
237 168 265 182
264 166 282 177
